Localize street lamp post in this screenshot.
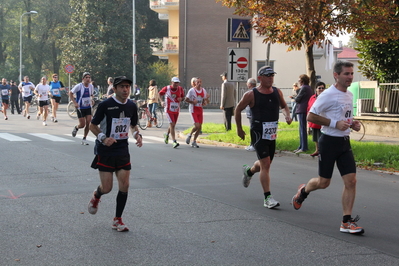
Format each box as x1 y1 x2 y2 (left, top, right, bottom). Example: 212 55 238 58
19 11 38 82
132 0 136 96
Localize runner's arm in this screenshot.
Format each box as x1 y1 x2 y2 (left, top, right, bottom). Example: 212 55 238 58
278 89 292 125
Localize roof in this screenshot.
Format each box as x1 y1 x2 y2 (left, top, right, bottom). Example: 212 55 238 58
337 47 359 60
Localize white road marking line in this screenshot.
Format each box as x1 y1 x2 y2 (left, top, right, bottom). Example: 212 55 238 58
0 133 31 141
29 133 73 142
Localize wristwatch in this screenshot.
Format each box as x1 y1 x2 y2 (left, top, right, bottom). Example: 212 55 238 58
97 133 106 143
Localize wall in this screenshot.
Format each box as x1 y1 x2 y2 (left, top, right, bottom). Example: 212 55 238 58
179 0 251 89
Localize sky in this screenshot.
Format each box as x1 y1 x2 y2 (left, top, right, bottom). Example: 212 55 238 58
332 33 352 47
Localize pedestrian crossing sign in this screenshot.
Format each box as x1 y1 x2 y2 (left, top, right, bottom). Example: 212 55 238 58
227 18 251 42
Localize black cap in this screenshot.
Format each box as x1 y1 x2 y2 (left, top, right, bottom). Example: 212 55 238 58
257 66 276 76
113 76 133 86
220 71 227 77
82 72 91 79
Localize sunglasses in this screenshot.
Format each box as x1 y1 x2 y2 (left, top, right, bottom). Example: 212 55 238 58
316 87 325 90
261 73 275 77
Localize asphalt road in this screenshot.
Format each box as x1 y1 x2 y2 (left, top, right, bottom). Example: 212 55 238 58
0 106 398 265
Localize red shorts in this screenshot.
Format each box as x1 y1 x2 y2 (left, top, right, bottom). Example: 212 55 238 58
190 109 203 124
165 112 179 124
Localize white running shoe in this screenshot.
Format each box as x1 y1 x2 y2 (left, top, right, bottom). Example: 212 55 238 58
186 135 191 144
81 139 89 145
264 195 280 209
191 141 199 148
242 164 252 188
246 145 255 151
112 217 129 232
88 190 100 215
43 121 47 126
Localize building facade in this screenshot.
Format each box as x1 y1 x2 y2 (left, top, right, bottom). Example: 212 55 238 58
150 0 251 89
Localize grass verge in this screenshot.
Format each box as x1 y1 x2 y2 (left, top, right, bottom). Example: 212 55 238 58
183 122 399 172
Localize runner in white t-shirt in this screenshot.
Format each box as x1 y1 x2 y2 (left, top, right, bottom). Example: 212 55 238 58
34 77 50 126
292 61 365 235
184 77 209 148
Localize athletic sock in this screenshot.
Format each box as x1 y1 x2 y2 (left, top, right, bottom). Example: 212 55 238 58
300 187 309 198
247 168 254 177
116 191 128 218
95 186 103 199
264 191 271 199
343 215 351 223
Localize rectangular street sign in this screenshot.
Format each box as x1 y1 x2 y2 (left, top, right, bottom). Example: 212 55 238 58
227 48 250 82
227 18 251 42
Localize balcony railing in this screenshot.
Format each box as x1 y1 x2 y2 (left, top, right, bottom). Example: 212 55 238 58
150 0 179 11
150 36 179 55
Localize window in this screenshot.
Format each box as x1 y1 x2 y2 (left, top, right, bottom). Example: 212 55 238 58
256 60 274 72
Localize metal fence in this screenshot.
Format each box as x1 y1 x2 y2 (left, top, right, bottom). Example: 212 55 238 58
376 83 399 114
138 86 294 109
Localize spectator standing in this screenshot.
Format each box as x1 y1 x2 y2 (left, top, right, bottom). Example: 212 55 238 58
245 78 257 151
10 80 21 115
159 77 185 148
48 73 65 122
106 77 114 98
307 81 326 157
0 78 10 120
294 74 313 153
292 61 364 235
220 71 235 131
289 83 300 121
147 79 160 127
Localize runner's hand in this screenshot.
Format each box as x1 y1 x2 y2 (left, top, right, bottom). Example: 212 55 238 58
237 128 246 140
103 137 117 147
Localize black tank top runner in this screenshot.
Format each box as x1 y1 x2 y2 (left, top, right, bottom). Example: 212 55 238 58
250 87 280 129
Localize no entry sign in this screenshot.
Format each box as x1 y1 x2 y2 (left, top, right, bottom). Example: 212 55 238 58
227 48 250 82
65 64 75 74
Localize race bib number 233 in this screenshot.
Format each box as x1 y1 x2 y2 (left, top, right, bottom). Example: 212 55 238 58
262 121 278 140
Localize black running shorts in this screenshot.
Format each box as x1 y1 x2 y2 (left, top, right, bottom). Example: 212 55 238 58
39 100 49 107
250 129 276 161
51 96 61 103
91 155 131 172
318 134 356 179
77 108 92 118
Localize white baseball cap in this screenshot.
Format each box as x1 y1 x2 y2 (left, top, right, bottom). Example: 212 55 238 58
171 77 180 83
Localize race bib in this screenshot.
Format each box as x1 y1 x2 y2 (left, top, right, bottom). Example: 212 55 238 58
81 97 91 107
24 90 31 96
262 121 278 140
52 89 60 95
196 97 203 107
110 118 130 140
169 102 179 112
1 90 8 96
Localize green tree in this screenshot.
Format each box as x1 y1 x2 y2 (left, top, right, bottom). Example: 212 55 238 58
357 39 399 82
217 0 399 88
60 0 167 88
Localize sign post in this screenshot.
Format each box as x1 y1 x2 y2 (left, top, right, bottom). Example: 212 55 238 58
65 64 75 101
